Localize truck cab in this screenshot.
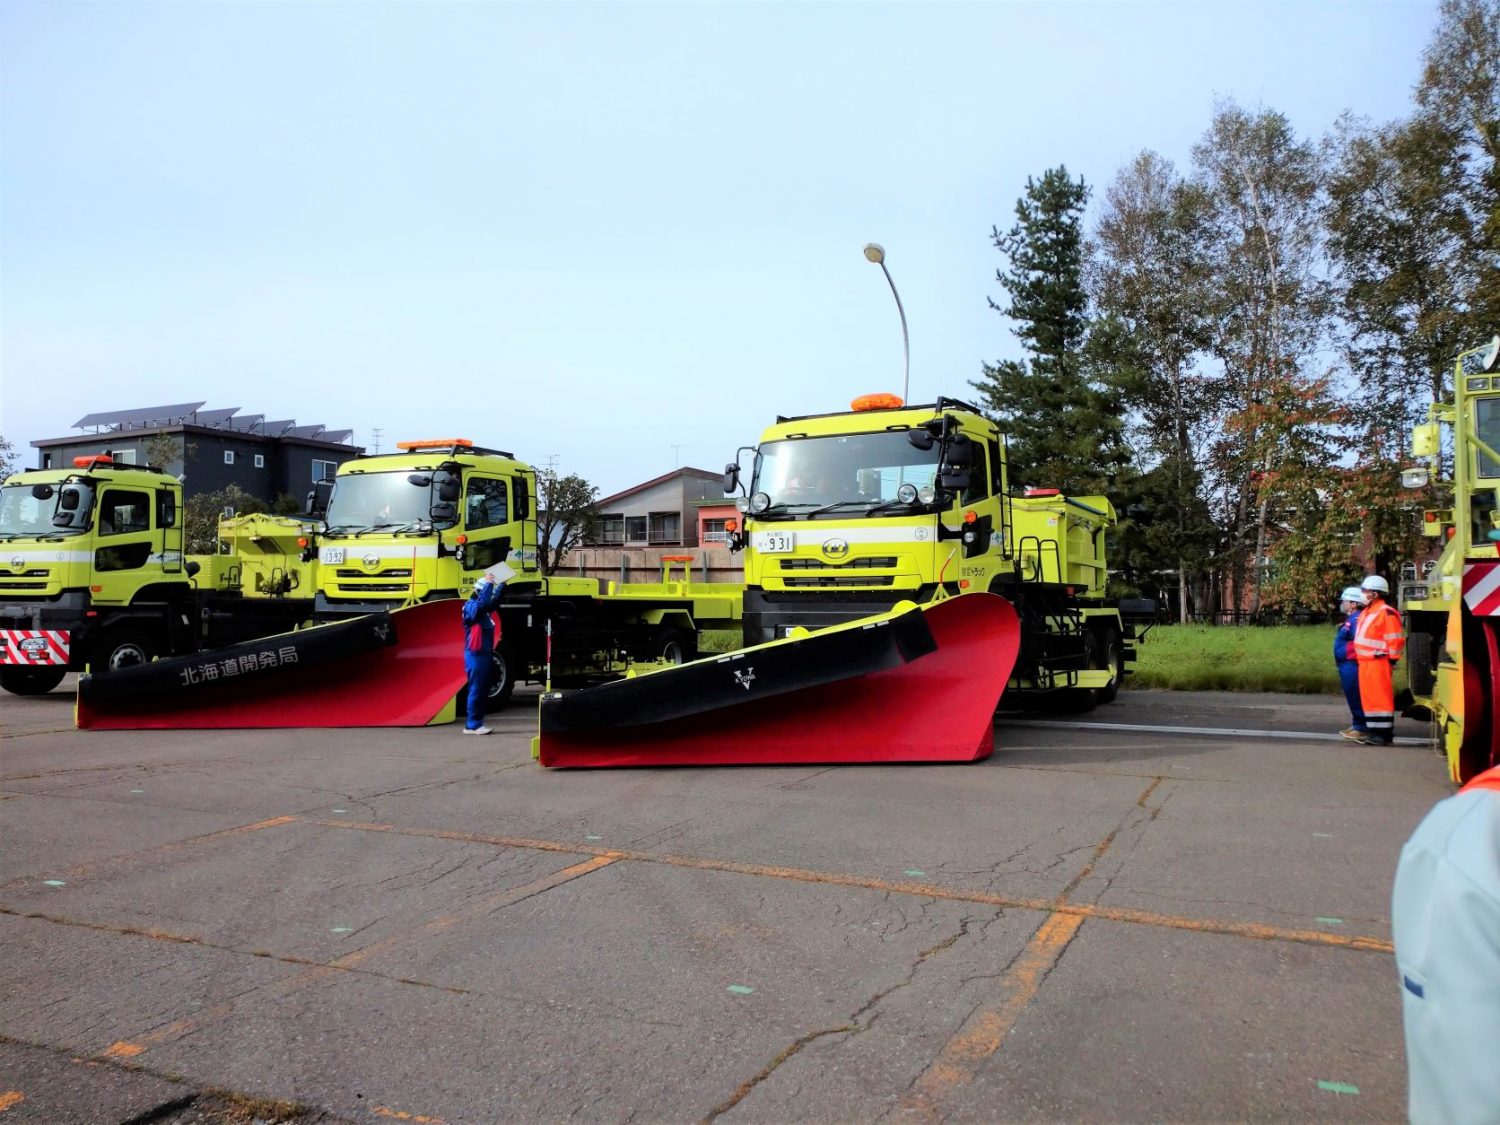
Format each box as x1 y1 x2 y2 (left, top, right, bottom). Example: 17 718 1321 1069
0 455 189 692
313 439 543 617
727 395 1130 704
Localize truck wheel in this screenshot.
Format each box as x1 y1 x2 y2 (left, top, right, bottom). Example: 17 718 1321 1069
0 665 67 696
661 629 698 665
1097 626 1124 704
484 649 515 712
93 629 156 674
1406 632 1437 698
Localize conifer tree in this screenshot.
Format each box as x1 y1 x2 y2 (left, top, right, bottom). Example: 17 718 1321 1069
972 167 1129 494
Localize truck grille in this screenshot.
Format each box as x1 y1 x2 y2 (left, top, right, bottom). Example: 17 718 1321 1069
335 583 414 593
782 575 895 588
335 568 413 578
0 581 49 591
779 557 897 570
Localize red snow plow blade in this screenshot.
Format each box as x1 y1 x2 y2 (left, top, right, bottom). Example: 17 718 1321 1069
536 593 1020 768
77 600 465 730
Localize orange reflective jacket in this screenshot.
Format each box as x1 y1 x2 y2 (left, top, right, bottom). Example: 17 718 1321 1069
1353 598 1405 662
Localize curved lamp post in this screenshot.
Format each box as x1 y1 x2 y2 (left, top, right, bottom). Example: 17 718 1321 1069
863 242 910 404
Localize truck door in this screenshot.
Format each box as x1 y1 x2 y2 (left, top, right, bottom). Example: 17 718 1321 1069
92 487 156 603
514 472 539 575
156 488 183 574
460 475 511 575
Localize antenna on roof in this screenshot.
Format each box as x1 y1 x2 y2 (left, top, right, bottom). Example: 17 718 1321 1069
372 428 384 455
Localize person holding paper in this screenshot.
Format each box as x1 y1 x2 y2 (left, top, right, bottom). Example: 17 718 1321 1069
460 562 511 734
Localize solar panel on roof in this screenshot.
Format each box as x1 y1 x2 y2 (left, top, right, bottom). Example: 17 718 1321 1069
318 429 354 445
283 424 327 439
258 419 295 436
191 407 241 427
229 414 266 433
72 402 207 429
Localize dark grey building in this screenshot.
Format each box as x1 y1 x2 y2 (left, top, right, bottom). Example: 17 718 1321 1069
30 402 363 506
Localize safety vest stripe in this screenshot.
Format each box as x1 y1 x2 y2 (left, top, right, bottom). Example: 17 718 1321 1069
1461 765 1500 794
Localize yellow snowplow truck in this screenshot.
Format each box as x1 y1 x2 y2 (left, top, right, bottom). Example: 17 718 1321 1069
0 455 310 694
722 395 1141 710
1402 334 1500 784
309 439 740 706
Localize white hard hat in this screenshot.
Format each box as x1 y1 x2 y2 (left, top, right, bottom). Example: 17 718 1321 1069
1361 575 1390 595
1339 586 1366 603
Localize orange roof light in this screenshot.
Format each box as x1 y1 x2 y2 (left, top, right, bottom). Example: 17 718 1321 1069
73 455 113 468
850 393 905 412
396 438 474 451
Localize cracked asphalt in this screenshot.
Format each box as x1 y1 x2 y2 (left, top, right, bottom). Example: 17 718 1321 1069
0 685 1442 1122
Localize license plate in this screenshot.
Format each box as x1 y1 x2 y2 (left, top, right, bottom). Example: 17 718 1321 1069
320 547 346 565
760 531 795 554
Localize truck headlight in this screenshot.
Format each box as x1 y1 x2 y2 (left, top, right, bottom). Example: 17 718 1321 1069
748 492 771 514
918 486 936 505
896 483 918 504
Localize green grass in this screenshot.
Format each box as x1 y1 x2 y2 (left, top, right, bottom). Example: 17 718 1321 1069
701 622 1352 694
1128 624 1341 694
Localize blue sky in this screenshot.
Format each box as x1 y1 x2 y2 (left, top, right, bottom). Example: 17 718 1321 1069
1 0 1437 496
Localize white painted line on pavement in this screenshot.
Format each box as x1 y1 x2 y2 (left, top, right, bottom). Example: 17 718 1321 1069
1001 719 1429 747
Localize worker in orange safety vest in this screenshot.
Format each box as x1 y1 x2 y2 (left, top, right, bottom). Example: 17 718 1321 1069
1351 574 1404 745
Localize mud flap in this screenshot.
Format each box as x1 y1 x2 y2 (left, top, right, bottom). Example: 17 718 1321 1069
536 593 1020 768
76 601 464 730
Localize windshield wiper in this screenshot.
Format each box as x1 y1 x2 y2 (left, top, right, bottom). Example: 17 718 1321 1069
807 500 880 518
864 499 921 517
388 522 431 537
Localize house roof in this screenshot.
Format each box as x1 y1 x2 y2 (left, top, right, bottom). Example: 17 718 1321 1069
595 467 722 508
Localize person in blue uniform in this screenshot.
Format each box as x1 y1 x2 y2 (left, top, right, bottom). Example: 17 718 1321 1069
461 567 506 734
1334 585 1367 741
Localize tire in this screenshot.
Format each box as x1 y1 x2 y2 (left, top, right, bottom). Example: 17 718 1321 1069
483 648 515 712
660 629 698 666
93 628 156 674
1097 626 1124 704
1052 630 1101 714
0 665 67 696
1406 632 1437 698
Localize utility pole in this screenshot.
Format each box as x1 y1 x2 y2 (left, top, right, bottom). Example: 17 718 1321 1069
371 428 384 455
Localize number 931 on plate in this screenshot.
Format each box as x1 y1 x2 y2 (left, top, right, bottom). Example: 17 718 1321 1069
758 531 794 553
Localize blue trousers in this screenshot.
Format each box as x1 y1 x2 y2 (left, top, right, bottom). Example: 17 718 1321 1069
464 648 491 729
1339 661 1366 731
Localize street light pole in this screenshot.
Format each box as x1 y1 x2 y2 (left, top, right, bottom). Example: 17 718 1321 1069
863 242 910 404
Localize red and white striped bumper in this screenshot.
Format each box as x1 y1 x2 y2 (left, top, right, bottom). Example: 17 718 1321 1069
0 629 71 666
1463 562 1500 616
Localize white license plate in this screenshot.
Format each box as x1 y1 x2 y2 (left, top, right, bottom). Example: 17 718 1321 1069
320 547 346 565
760 531 795 554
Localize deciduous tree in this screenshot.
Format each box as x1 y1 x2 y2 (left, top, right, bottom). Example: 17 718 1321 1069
535 469 600 575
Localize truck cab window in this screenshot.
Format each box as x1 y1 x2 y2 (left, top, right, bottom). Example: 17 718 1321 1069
99 490 151 536
465 477 508 530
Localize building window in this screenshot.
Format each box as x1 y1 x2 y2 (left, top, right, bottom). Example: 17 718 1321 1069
648 511 681 544
625 516 648 544
312 459 337 482
464 477 508 530
254 454 265 469
597 515 624 544
224 450 236 465
703 518 729 543
41 453 52 468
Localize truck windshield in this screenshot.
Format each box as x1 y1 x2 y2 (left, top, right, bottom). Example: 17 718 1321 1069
0 483 87 538
752 431 940 513
1477 397 1500 478
324 472 432 532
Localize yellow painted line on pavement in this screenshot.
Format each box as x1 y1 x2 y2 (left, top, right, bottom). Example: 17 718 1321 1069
315 817 1393 955
373 1107 447 1123
0 1091 23 1112
93 853 619 1059
0 815 299 895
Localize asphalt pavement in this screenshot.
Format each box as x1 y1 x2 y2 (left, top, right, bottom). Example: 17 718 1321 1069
0 684 1444 1122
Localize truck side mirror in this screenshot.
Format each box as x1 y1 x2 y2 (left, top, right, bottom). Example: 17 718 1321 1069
306 479 333 519
30 484 54 500
907 430 935 451
407 473 433 487
513 476 530 520
722 463 740 494
185 560 201 578
939 469 972 490
430 501 457 523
